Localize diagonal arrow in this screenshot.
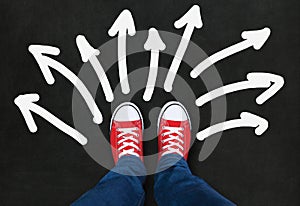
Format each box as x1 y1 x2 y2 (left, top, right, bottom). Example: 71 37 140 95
164 5 203 92
197 112 269 141
190 27 271 78
196 72 284 106
28 45 103 124
14 94 88 145
143 28 166 101
76 35 114 102
108 9 136 94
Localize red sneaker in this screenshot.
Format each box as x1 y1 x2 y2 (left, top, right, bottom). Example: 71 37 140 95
110 102 144 164
157 101 191 160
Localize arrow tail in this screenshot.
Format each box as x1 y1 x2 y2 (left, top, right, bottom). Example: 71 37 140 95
190 40 251 78
143 51 159 101
197 119 246 141
118 33 130 94
196 81 254 106
31 103 87 145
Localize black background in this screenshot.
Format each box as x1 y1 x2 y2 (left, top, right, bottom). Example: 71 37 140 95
1 0 300 205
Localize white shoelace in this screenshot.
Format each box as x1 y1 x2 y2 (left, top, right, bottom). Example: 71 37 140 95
161 126 184 157
117 127 140 158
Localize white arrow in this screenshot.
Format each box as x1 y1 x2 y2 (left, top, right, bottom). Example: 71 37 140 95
76 35 114 102
190 27 271 78
143 28 166 101
14 94 88 145
28 45 103 124
196 72 284 106
108 9 136 94
197 112 269 141
164 5 203 92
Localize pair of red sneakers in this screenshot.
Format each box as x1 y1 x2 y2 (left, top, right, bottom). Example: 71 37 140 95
110 101 191 164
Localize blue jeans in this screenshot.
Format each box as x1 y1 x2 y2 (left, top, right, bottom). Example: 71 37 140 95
71 155 236 206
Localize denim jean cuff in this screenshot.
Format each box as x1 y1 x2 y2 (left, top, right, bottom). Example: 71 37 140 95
156 154 188 173
111 155 147 177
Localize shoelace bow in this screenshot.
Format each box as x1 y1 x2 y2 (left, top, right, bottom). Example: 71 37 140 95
161 126 184 156
117 127 140 158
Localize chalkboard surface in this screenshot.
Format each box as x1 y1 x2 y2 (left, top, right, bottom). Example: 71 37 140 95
1 0 299 205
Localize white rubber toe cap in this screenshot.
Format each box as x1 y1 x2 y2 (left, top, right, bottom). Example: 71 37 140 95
114 104 141 121
162 104 188 121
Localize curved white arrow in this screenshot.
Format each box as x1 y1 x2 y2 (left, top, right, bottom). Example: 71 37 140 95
197 112 269 141
108 9 136 94
196 72 284 106
190 27 271 78
164 5 203 92
143 28 166 101
76 35 114 102
28 45 103 124
14 94 88 145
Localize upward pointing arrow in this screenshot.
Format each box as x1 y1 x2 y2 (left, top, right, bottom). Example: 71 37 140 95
108 9 136 94
28 45 103 124
164 5 203 92
143 28 166 101
190 27 271 78
14 93 88 145
76 35 114 102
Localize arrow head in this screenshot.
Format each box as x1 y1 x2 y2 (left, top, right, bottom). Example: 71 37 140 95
108 9 136 37
247 72 285 104
144 28 166 51
28 45 61 85
241 27 271 50
174 5 203 29
240 112 269 136
76 35 100 63
14 93 40 133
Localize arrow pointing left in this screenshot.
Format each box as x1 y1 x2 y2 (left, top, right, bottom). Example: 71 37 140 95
28 45 103 124
14 94 88 145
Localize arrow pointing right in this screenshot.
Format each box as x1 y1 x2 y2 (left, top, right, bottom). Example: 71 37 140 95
143 28 166 101
108 9 136 94
14 94 87 145
196 72 284 106
197 112 269 141
190 27 271 78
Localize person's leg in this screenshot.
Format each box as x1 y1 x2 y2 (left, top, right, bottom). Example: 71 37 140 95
154 101 235 206
154 154 236 206
72 156 146 206
72 102 146 206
